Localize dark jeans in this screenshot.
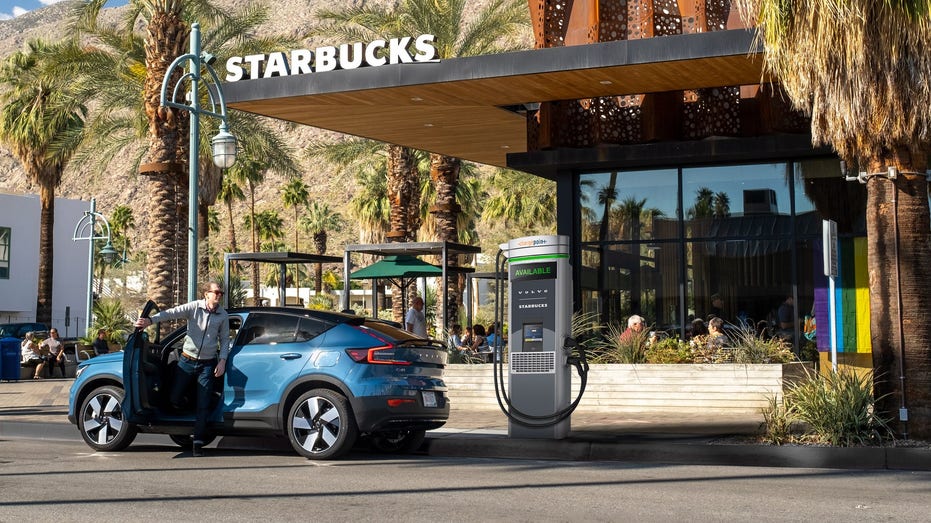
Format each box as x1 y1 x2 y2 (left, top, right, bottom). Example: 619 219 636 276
47 355 66 378
170 356 217 442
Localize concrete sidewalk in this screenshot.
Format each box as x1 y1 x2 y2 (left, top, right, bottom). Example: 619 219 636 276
2 377 930 470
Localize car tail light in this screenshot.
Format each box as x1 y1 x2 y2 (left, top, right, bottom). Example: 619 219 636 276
387 398 416 407
345 346 412 365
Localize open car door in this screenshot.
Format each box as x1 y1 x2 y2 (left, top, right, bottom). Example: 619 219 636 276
122 300 162 424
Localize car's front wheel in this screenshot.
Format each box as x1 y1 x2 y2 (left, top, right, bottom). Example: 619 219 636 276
369 429 426 454
79 385 138 451
287 389 358 460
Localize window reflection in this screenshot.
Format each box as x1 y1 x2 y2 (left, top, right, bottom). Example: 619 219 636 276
683 163 790 239
579 169 678 242
579 241 680 331
0 227 8 279
795 158 866 235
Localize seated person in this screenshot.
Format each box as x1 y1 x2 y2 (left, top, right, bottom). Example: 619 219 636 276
93 329 110 356
447 324 463 350
485 324 505 349
20 332 47 380
465 324 488 352
706 317 728 348
690 318 708 339
619 315 646 343
39 328 66 378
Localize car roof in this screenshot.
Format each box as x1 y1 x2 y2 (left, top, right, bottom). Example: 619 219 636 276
226 307 365 326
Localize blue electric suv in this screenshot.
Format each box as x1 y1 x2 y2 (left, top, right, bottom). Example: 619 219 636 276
68 302 449 459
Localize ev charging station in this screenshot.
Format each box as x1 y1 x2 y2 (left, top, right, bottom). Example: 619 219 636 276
492 235 588 439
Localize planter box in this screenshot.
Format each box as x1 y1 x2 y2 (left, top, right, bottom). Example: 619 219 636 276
443 362 813 415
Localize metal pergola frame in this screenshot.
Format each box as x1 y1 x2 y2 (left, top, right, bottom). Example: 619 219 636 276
223 251 343 308
341 241 481 335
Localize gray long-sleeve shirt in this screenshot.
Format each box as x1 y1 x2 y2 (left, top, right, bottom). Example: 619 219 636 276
150 299 231 361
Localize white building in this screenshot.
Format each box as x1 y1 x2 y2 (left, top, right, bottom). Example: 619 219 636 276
0 192 91 338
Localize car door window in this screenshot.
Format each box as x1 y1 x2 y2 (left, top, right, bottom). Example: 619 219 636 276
241 314 300 345
296 317 331 342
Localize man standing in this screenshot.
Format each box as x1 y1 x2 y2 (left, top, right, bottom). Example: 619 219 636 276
776 294 796 346
405 296 427 337
134 281 230 457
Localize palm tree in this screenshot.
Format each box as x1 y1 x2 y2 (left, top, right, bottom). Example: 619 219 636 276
735 1 931 437
67 0 301 308
688 187 715 219
712 192 730 219
0 39 87 324
242 209 284 303
96 204 135 295
306 137 391 248
281 178 309 252
300 202 342 294
349 164 391 246
217 174 244 254
281 177 309 291
482 168 557 233
228 156 267 303
315 0 530 324
596 173 618 241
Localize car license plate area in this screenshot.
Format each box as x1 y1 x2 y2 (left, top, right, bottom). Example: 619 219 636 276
422 391 437 408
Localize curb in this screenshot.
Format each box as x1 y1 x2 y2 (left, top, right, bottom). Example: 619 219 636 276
423 434 931 471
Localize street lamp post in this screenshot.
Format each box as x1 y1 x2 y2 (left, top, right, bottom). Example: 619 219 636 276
159 22 237 302
72 198 119 337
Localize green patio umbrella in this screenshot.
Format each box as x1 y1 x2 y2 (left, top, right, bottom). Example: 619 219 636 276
349 255 442 315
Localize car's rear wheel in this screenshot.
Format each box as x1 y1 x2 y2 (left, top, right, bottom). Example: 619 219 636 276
287 389 358 460
369 429 426 454
169 434 216 449
79 385 137 451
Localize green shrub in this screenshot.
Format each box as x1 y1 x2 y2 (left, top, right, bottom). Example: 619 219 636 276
91 299 131 345
307 294 335 310
760 396 798 445
730 325 795 364
588 323 649 364
783 368 891 446
644 337 692 363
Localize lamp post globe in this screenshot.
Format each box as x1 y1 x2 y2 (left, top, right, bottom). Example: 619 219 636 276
211 127 237 168
99 241 119 265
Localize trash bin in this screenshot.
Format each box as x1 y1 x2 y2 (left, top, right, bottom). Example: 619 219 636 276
0 337 21 381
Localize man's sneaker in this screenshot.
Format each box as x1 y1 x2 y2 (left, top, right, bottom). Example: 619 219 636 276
192 440 204 457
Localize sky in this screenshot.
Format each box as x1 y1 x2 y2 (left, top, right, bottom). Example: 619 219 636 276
0 0 126 20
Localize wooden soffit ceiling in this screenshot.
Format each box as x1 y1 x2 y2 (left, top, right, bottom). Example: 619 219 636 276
224 29 765 168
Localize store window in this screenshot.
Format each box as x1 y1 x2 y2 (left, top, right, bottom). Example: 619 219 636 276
577 159 866 355
579 169 679 242
683 163 791 239
0 227 9 279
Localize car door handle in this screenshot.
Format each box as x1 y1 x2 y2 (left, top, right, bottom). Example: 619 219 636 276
280 353 303 360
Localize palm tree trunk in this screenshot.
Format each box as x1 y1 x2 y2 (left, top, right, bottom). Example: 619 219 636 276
36 183 54 324
249 184 260 305
226 199 238 254
429 153 461 331
198 200 210 279
313 232 326 294
866 153 931 438
142 11 188 311
387 144 418 322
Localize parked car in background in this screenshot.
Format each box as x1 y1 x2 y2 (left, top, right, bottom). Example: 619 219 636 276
68 302 450 459
0 322 48 339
